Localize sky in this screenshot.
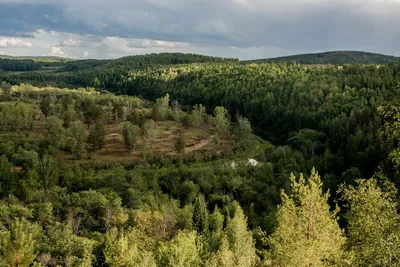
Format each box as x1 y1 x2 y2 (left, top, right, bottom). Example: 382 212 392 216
0 0 399 60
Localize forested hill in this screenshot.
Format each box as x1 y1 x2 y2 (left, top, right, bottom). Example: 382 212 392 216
0 55 75 62
247 51 400 65
0 53 238 73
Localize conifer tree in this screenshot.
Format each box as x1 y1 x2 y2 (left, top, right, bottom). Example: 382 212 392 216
225 202 257 267
340 177 400 266
104 228 156 267
157 231 201 267
269 168 346 266
0 219 39 267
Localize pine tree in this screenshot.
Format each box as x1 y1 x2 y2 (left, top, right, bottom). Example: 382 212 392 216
225 202 257 267
104 228 156 267
269 168 346 266
0 219 39 267
340 177 400 266
157 230 201 267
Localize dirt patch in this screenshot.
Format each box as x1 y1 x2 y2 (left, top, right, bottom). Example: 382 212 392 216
185 135 215 153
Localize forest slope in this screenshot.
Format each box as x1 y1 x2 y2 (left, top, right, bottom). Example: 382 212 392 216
246 51 400 65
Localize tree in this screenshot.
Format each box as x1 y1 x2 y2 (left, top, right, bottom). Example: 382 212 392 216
122 122 140 152
40 96 51 119
157 230 201 267
192 104 206 128
175 134 186 154
38 154 56 194
69 120 87 159
183 114 194 129
104 228 156 267
63 104 77 128
88 121 106 151
45 116 65 149
143 119 156 147
0 82 12 96
0 155 15 197
268 168 346 266
213 106 229 143
171 100 181 123
233 116 252 149
0 219 39 267
224 202 257 267
82 97 102 128
340 177 400 266
152 94 169 121
206 236 235 267
121 98 137 122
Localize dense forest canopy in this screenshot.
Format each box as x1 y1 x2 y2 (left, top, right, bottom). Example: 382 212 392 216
2 52 400 266
246 51 400 65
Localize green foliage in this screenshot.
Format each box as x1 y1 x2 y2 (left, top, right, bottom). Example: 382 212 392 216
0 219 40 267
12 149 39 172
248 51 400 65
40 96 51 119
268 168 346 266
175 134 186 154
81 96 103 127
105 227 156 267
157 230 201 267
0 155 14 196
122 121 140 152
3 54 400 266
88 121 106 151
192 104 206 128
183 114 195 129
224 203 257 267
68 120 87 159
0 102 35 132
152 94 170 121
233 116 253 149
45 116 65 149
143 119 156 146
0 82 12 96
340 177 400 266
213 106 229 142
38 154 57 193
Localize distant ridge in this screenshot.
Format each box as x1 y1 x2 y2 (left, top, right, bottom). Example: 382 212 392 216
245 51 400 65
0 55 75 62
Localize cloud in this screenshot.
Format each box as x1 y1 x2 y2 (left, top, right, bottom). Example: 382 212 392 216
59 37 81 46
49 46 65 56
0 51 4 55
127 39 190 49
0 38 32 48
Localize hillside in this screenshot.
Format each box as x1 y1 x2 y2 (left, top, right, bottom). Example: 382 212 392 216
247 51 400 65
0 54 75 62
3 52 400 265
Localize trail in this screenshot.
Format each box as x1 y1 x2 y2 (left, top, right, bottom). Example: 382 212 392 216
185 135 215 153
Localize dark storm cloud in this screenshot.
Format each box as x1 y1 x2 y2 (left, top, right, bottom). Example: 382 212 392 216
0 2 92 37
0 0 400 55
